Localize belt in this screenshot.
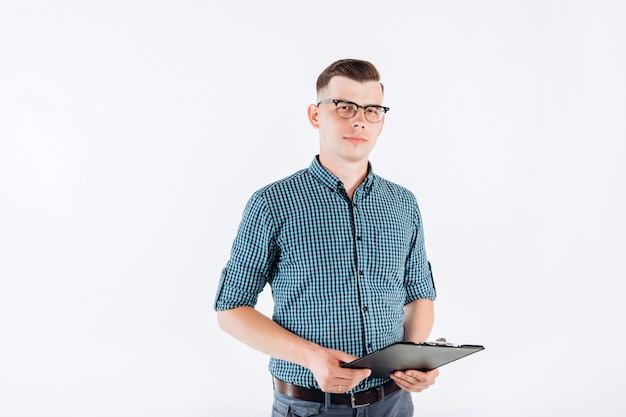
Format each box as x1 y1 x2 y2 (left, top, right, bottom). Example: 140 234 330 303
273 377 400 408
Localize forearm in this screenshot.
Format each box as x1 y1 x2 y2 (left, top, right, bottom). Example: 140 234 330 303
216 306 320 368
403 298 434 343
217 306 371 392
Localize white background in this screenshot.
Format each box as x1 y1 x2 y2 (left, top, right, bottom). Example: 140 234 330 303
1 1 624 416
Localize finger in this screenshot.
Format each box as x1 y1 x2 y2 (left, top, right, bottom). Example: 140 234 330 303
390 374 423 392
392 371 432 388
335 368 371 385
396 369 434 384
392 371 415 382
330 369 372 393
354 368 372 380
336 351 360 364
404 370 426 383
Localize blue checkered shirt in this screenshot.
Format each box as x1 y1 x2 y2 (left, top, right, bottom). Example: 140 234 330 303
214 156 436 392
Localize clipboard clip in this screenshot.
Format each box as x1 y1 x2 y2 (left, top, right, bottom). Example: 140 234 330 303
422 337 458 347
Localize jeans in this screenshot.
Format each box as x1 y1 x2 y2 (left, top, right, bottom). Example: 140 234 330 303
271 389 414 417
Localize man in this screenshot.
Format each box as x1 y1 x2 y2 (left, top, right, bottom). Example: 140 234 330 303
214 58 438 416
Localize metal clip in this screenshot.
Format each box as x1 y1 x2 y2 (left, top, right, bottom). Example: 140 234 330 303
422 337 457 347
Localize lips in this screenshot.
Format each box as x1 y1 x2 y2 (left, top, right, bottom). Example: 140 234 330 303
344 136 367 144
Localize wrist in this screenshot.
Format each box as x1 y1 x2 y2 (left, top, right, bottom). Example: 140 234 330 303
295 340 324 370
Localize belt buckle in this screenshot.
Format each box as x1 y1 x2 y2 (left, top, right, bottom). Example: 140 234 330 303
350 392 370 409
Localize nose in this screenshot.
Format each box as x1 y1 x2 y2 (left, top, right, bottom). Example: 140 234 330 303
352 106 367 127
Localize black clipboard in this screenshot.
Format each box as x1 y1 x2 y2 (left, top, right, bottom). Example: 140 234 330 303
341 340 484 378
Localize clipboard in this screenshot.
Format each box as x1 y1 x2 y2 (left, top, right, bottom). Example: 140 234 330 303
341 339 484 378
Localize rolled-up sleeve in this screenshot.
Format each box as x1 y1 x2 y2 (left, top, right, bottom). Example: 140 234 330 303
214 191 278 311
403 204 436 303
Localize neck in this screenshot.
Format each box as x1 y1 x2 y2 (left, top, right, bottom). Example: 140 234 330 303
318 155 368 200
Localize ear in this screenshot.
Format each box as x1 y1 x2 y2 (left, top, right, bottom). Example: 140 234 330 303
307 104 320 129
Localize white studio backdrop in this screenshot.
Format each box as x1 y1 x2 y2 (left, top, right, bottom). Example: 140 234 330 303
1 1 624 416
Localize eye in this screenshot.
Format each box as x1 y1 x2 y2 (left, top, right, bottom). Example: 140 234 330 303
337 102 357 112
365 106 381 116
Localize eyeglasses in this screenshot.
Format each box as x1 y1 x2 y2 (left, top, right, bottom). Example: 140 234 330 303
317 99 390 123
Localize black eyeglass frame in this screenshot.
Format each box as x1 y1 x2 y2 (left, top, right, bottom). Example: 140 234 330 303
317 99 390 123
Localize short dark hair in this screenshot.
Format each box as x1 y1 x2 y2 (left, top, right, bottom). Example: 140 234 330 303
316 59 384 97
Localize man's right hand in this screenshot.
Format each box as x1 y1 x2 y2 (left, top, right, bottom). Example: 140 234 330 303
217 307 371 392
305 346 372 393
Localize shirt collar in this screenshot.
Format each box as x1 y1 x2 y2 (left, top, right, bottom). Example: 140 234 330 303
308 155 375 196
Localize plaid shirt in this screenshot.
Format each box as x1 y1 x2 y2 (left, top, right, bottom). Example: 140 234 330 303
214 156 436 392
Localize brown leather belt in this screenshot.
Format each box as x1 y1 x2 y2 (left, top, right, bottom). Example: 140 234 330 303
273 377 400 408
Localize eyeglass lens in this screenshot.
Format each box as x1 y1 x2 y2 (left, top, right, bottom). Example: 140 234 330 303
335 101 386 122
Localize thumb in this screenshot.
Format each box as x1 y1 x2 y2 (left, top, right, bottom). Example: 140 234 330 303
336 351 359 364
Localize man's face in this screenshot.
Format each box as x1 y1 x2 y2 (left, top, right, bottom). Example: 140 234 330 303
308 76 385 167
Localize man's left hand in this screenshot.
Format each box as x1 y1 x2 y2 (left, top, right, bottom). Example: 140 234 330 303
389 368 439 393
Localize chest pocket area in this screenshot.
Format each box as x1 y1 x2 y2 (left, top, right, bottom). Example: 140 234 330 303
372 216 413 276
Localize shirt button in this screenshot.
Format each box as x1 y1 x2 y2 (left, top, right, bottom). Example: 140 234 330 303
367 343 372 349
359 271 364 276
363 306 368 312
356 236 362 241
